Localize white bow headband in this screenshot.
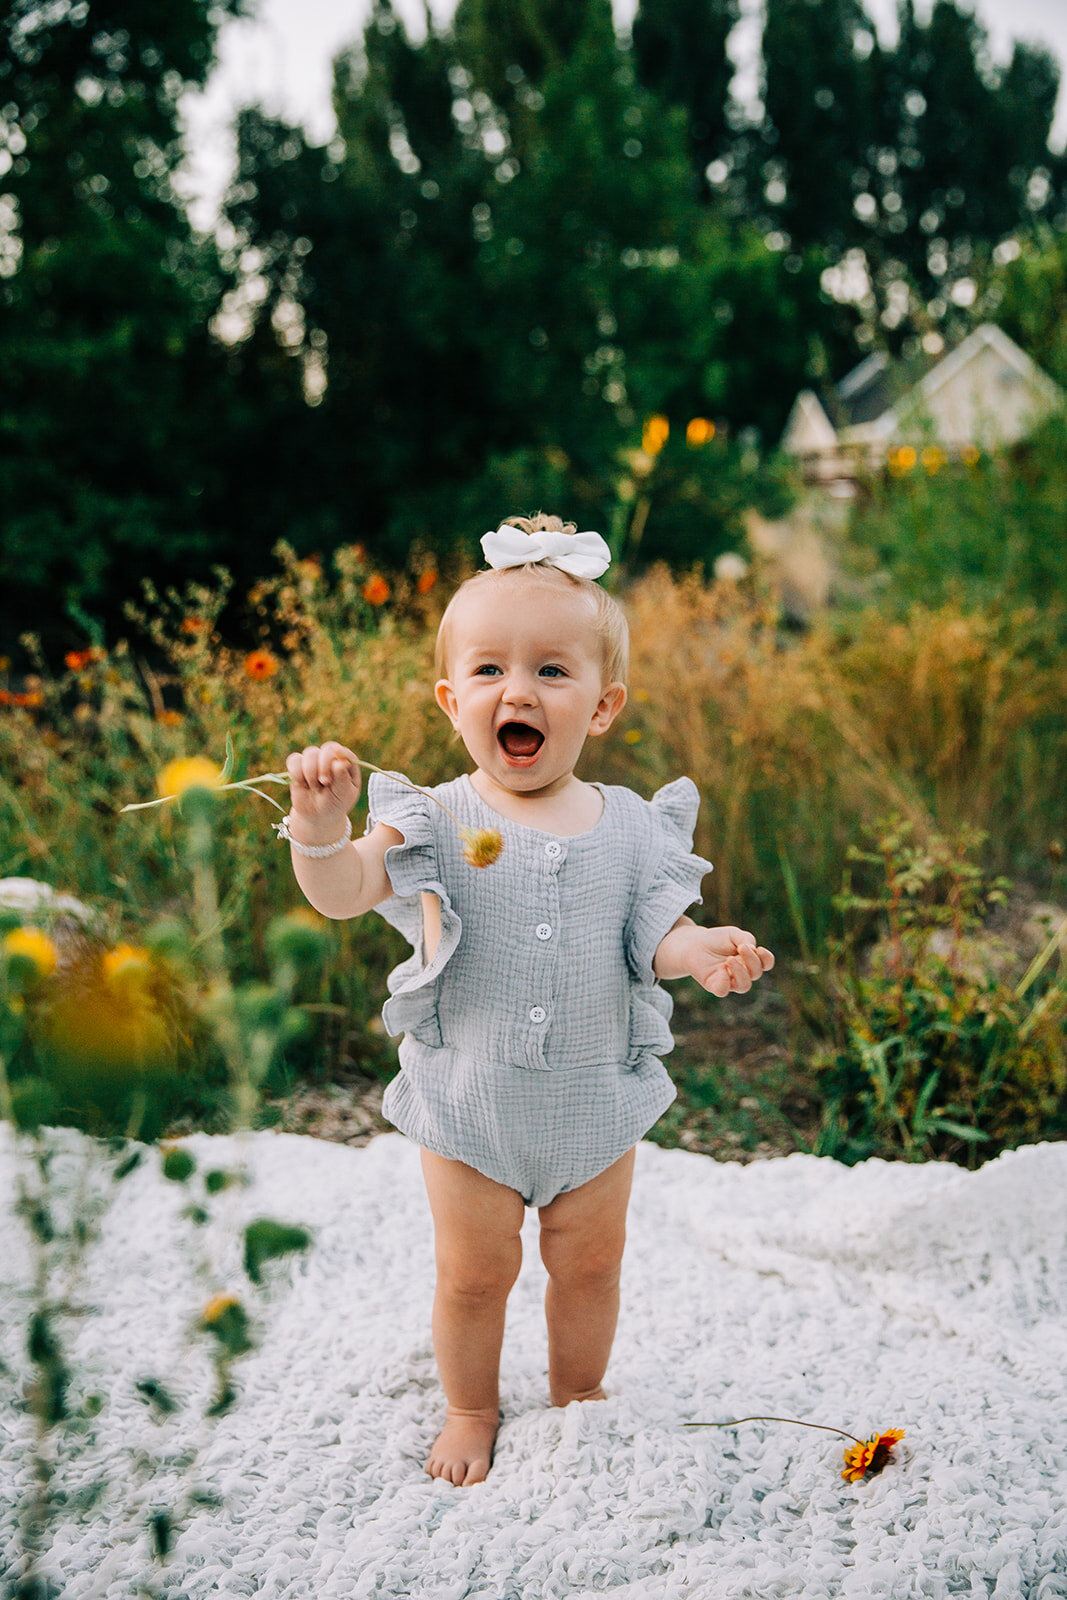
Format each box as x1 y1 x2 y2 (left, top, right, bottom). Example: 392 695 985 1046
481 524 611 580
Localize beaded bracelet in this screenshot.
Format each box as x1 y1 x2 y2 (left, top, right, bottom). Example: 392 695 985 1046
272 813 353 858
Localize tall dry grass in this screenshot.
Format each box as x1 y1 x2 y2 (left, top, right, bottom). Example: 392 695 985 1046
1 550 1064 1085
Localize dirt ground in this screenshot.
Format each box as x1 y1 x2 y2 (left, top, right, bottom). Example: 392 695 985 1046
256 977 818 1168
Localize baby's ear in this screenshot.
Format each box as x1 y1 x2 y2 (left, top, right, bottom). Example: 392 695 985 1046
588 681 627 736
434 679 460 728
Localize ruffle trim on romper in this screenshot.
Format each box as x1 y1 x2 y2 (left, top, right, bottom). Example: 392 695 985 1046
625 777 714 1065
365 771 462 1045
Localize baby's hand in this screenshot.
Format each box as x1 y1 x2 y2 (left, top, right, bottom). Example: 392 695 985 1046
682 925 775 997
285 741 361 830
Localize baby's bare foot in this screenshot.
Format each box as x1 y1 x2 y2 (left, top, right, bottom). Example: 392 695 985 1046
425 1406 499 1486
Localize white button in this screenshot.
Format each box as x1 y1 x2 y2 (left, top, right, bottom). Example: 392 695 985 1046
536 923 553 941
529 1005 547 1023
544 841 562 859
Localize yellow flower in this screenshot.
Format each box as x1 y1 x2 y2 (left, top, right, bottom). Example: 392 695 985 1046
459 827 504 868
4 927 58 981
624 728 642 744
642 414 670 455
633 687 650 703
842 1428 906 1482
202 1292 241 1325
102 944 151 983
921 445 945 474
961 444 981 466
156 756 224 799
888 445 917 475
686 417 715 446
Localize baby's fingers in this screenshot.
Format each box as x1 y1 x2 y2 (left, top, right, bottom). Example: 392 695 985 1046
317 741 360 793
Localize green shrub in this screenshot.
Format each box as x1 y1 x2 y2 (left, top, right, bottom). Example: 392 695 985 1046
813 821 1067 1166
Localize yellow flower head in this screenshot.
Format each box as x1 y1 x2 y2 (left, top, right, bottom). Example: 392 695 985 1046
156 756 225 800
459 827 504 868
842 1427 905 1482
4 927 58 981
102 943 152 984
686 417 715 447
202 1292 241 1325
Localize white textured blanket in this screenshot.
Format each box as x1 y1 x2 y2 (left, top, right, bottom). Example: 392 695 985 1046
2 1124 1065 1599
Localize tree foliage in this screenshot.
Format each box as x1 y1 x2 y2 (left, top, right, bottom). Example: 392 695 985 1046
0 0 247 644
0 0 1064 649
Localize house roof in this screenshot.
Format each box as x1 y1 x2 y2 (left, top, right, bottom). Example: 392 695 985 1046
824 344 944 429
783 324 1065 456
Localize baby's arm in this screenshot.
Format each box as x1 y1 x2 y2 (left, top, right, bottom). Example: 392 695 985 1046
284 741 402 920
653 915 774 997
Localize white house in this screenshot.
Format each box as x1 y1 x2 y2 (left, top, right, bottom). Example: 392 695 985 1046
781 323 1064 489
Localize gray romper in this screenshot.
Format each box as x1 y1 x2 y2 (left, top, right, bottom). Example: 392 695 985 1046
366 771 713 1208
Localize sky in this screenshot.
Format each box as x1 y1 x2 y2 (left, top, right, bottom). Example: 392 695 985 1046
176 0 1067 233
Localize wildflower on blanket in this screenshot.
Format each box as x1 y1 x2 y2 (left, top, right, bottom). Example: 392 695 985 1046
156 756 225 800
842 1428 906 1482
244 648 279 681
460 827 505 868
4 927 58 982
684 1414 906 1483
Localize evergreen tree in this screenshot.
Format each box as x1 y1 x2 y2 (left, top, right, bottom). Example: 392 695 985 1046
757 0 879 254
631 0 739 199
0 0 246 646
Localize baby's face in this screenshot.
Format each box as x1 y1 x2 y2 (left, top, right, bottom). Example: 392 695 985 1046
434 575 626 798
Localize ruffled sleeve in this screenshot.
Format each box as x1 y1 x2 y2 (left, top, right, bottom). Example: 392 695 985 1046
625 777 714 988
365 771 462 1043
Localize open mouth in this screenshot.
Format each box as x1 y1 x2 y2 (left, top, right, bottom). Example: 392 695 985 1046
497 722 545 760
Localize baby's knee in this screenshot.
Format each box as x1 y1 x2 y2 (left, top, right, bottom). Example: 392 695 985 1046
539 1230 625 1289
436 1236 523 1300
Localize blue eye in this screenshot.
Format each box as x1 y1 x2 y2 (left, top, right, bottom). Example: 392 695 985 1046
539 665 566 678
474 664 501 676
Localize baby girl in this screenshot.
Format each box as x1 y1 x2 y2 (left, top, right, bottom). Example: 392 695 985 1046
281 515 774 1486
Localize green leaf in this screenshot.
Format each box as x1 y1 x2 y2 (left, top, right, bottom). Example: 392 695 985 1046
927 1119 990 1143
243 1217 312 1284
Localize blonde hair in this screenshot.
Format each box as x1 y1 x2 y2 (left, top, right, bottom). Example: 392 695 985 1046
434 514 629 686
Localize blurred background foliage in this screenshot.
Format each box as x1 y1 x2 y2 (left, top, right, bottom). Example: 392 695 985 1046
1 0 1066 654
1 0 1065 1163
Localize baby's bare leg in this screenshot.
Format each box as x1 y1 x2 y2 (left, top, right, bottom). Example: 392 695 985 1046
538 1147 636 1408
419 1149 525 1485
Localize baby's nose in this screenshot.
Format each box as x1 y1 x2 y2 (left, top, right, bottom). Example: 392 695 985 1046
502 669 539 704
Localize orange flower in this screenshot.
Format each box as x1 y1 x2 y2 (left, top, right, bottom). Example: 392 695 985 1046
362 575 390 606
180 617 206 635
642 414 670 455
157 709 183 727
416 569 438 594
842 1429 905 1482
65 650 88 671
244 649 279 681
0 689 43 708
686 417 715 447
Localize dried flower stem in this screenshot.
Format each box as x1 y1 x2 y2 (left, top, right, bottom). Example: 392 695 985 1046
683 1415 866 1445
121 757 464 825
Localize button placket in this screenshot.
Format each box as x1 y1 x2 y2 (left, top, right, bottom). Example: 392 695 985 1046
525 837 564 1062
